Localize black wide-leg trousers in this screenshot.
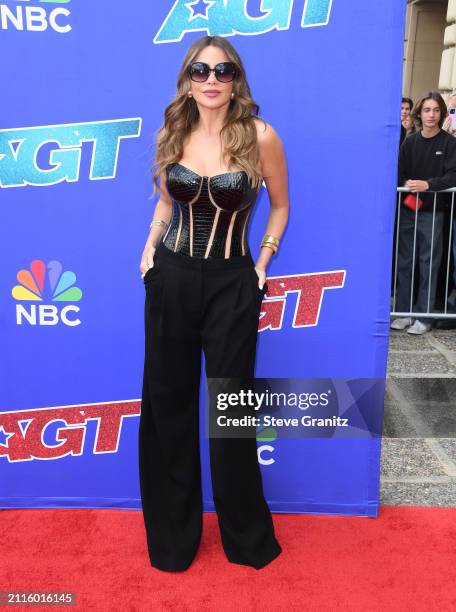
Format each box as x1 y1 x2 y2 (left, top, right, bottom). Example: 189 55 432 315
139 241 282 571
395 208 444 314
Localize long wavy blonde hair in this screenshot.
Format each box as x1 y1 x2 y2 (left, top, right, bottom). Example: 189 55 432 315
151 35 265 194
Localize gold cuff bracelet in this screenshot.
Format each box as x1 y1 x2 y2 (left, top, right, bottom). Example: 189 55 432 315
150 219 169 229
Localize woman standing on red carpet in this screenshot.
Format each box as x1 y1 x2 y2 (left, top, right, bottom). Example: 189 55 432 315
138 34 289 571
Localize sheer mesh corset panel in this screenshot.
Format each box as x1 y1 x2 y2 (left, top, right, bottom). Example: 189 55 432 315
162 162 260 258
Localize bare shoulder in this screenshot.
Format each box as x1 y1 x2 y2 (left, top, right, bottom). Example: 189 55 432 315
253 117 282 145
252 117 286 179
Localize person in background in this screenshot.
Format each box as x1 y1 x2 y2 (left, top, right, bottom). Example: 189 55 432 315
392 91 456 335
401 97 413 121
394 97 415 291
435 89 456 329
400 97 414 146
402 113 416 139
442 89 456 137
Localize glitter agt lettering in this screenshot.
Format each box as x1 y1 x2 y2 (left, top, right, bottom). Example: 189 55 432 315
0 118 142 188
0 401 140 462
154 0 333 43
259 271 346 332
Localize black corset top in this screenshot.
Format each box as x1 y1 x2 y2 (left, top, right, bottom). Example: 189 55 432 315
161 162 260 258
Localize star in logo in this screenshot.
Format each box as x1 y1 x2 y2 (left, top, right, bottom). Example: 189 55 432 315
185 0 216 22
0 426 14 448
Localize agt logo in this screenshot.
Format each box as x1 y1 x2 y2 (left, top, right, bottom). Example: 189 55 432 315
12 259 82 327
0 400 139 462
0 118 142 189
0 0 71 34
0 399 276 463
258 270 346 333
154 0 333 43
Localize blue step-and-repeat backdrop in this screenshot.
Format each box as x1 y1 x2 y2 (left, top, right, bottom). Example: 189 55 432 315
1 1 405 515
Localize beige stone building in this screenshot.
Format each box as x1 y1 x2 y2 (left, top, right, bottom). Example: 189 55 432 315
403 0 456 102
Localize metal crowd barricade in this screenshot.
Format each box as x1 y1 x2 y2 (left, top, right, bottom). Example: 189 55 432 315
391 187 456 320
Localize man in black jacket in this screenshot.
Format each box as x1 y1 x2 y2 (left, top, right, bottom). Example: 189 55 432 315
392 91 456 334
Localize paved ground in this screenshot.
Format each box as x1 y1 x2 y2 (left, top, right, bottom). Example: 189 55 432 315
382 328 456 505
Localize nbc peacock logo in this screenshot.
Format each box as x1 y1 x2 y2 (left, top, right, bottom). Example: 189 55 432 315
12 259 82 326
256 425 277 466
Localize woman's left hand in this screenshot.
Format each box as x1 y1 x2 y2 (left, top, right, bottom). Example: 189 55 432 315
254 266 267 290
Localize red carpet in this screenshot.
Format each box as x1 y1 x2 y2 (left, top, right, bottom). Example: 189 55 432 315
1 507 455 611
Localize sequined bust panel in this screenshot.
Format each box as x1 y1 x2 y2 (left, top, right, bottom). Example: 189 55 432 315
162 162 260 258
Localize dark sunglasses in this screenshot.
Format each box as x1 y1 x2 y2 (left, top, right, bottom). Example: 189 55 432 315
187 61 237 83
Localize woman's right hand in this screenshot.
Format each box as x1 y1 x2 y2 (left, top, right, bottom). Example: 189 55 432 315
140 245 156 279
254 266 267 290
